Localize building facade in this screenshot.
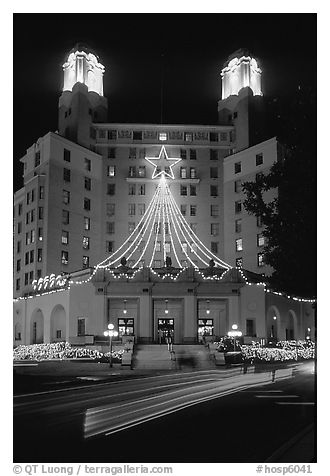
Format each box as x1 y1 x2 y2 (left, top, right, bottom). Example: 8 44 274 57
14 46 277 299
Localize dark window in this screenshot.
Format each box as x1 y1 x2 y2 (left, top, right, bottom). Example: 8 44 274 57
211 242 218 254
257 215 263 227
108 147 116 159
39 186 45 200
106 241 115 253
210 167 218 178
236 257 243 268
190 167 197 178
190 149 197 160
210 185 218 197
210 149 218 160
35 151 41 167
17 222 22 234
133 131 143 141
16 259 21 272
128 184 136 195
190 205 197 216
62 210 69 225
180 149 187 160
256 153 264 166
37 248 42 262
63 190 70 204
106 222 115 234
107 183 116 195
85 177 91 190
220 132 227 141
38 207 43 220
234 162 241 174
235 219 242 233
235 180 242 193
209 132 218 142
16 278 20 291
84 158 91 172
190 185 197 196
180 185 187 196
63 168 71 182
246 319 256 337
64 148 71 162
77 318 86 336
233 111 238 119
109 130 117 140
129 148 136 159
24 273 28 286
235 201 242 214
84 198 91 211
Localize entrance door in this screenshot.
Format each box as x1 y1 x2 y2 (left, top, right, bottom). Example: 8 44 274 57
158 318 174 344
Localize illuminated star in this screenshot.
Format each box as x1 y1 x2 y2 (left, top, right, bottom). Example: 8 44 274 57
145 145 181 179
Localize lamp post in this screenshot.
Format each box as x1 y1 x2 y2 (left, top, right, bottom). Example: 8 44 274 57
104 323 118 368
228 324 242 352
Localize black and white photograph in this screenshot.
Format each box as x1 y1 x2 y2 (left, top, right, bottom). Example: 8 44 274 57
11 8 319 473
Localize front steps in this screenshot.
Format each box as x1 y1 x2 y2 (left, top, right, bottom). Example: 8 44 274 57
132 344 215 370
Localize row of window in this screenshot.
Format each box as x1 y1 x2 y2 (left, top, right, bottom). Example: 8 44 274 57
16 269 43 290
61 251 89 268
104 221 220 236
24 228 43 245
235 234 265 252
236 252 265 268
234 153 264 175
95 129 231 143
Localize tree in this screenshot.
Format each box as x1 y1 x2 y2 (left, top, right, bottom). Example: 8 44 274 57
242 86 316 298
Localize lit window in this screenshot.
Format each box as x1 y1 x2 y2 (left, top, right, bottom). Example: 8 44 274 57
84 217 90 231
211 223 219 236
190 167 197 178
159 132 167 141
236 257 243 268
256 153 263 166
107 183 116 195
234 162 241 174
38 227 43 241
61 230 69 245
63 190 70 204
128 203 136 216
257 252 265 267
182 242 188 253
107 166 116 177
61 250 69 265
211 205 218 217
129 166 136 177
235 238 243 252
185 132 193 142
180 204 187 216
164 242 171 253
235 180 242 193
180 167 187 179
82 256 90 268
156 241 161 252
257 234 265 247
82 236 90 249
37 248 42 262
138 166 146 178
31 230 35 243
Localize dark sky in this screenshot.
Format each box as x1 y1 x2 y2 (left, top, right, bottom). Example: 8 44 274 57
13 13 316 191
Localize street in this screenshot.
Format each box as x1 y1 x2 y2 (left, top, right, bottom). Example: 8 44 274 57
14 362 315 463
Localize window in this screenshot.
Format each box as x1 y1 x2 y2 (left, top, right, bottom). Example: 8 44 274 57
83 198 91 211
61 230 69 245
77 318 86 337
180 167 187 179
129 148 136 159
235 180 242 193
211 223 219 236
256 153 263 166
235 238 243 252
56 330 62 340
25 232 30 245
30 250 34 264
106 203 115 216
17 241 21 254
90 127 96 139
154 223 161 235
245 319 255 337
257 252 265 267
24 273 28 286
180 149 187 160
38 186 44 201
26 191 31 205
179 185 187 196
84 217 90 231
16 279 20 291
209 132 218 142
128 203 136 216
63 190 70 204
153 260 161 268
16 259 21 272
82 256 90 268
98 129 107 139
64 148 71 162
82 236 90 249
25 251 29 265
138 203 145 215
234 162 241 174
29 271 34 284
256 172 263 183
190 149 197 160
38 227 43 241
106 222 115 234
138 166 146 178
159 132 167 141
85 177 91 190
211 242 218 254
164 242 171 254
109 130 117 140
61 250 69 265
180 204 187 216
35 151 41 168
190 205 197 216
236 257 243 268
84 158 91 172
235 201 242 214
26 212 29 225
31 229 35 243
155 241 161 252
185 132 193 142
128 184 136 195
133 131 142 141
31 189 35 202
108 147 116 159
62 210 69 225
139 148 146 159
18 203 23 216
190 185 196 196
138 184 145 195
210 149 218 161
106 241 115 253
38 207 43 220
211 205 219 217
235 219 242 233
210 185 218 197
107 183 116 195
190 223 197 233
37 248 42 262
190 167 197 178
181 242 188 253
63 168 71 182
17 222 22 234
36 269 42 279
128 222 135 234
210 167 218 179
257 215 263 227
220 132 227 142
107 166 116 177
128 166 136 177
257 233 265 247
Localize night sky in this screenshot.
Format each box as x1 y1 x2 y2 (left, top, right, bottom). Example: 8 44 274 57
13 13 316 192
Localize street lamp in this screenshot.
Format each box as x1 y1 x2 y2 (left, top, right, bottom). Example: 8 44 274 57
104 323 118 368
228 324 242 352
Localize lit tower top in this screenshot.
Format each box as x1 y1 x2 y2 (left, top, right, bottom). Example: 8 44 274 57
221 48 262 100
62 43 105 96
